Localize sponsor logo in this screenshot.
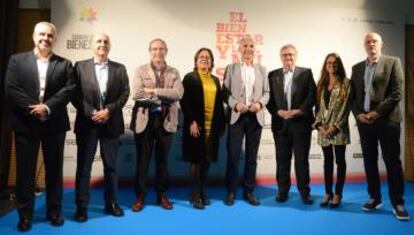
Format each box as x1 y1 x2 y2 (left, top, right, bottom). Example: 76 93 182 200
215 11 264 79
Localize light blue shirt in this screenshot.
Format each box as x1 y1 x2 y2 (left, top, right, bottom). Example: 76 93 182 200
364 59 378 112
94 58 109 108
283 66 295 110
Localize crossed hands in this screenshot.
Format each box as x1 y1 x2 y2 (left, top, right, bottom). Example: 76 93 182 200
29 104 49 122
357 111 380 124
92 108 110 124
318 125 338 139
235 102 262 114
277 109 302 120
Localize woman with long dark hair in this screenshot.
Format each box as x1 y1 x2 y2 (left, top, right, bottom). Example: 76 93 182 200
180 48 225 209
314 53 351 208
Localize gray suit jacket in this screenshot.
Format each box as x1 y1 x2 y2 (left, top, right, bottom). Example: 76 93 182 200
130 63 183 134
223 63 269 126
351 55 403 123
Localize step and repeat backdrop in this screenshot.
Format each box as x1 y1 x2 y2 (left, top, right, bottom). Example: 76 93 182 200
51 0 405 183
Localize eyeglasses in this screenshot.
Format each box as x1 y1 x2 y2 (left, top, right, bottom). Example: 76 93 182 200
198 56 211 60
281 53 295 57
150 47 167 52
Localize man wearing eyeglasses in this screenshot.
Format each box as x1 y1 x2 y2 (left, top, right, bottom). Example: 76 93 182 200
130 38 183 212
266 44 316 205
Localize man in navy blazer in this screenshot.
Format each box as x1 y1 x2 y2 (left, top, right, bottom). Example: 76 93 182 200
266 44 316 205
72 33 129 222
5 22 75 231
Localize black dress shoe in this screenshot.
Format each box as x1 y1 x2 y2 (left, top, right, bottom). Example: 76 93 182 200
190 198 205 210
47 214 64 226
201 194 211 206
17 216 32 232
275 192 288 203
243 193 260 206
74 206 88 222
105 202 124 217
301 195 314 205
224 193 235 206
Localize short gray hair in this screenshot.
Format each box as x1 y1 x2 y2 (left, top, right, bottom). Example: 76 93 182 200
33 21 57 37
148 38 167 50
280 44 297 54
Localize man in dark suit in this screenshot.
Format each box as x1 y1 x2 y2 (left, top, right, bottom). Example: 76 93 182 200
351 32 410 220
5 22 75 231
266 44 316 205
72 33 129 222
223 36 269 206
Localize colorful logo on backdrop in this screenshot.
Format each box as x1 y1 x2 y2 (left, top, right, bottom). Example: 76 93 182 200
79 6 97 24
66 34 93 50
215 11 264 79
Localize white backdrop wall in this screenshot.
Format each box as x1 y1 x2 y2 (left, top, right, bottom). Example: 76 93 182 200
51 0 405 184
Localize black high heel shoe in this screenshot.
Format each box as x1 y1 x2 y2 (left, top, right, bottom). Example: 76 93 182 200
330 195 342 208
320 194 332 207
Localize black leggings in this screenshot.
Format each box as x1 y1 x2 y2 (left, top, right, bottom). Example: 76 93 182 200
189 161 210 199
322 145 347 196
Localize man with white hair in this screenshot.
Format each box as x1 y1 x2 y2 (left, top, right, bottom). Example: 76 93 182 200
5 22 75 231
72 33 129 222
266 44 316 205
351 32 410 221
223 36 269 206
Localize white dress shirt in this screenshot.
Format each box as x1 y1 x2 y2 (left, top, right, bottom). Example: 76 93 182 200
94 58 109 108
241 63 255 105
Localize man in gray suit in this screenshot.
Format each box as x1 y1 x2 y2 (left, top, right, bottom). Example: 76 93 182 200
130 38 183 211
223 36 269 206
72 33 130 222
351 32 410 220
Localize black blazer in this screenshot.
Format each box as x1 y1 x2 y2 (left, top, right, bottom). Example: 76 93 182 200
5 51 75 134
72 58 130 137
180 71 225 163
266 66 316 133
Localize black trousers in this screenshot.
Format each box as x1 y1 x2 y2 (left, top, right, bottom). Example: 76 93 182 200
14 129 65 217
357 121 405 207
273 121 312 196
134 113 172 197
321 145 346 197
75 127 120 207
226 112 262 194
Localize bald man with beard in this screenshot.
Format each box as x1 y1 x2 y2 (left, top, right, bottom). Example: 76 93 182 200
72 33 130 222
351 32 410 221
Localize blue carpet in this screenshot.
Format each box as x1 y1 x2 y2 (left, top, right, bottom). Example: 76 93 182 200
0 182 413 235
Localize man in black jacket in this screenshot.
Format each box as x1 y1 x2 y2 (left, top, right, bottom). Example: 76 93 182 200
266 44 316 205
72 33 129 222
5 22 75 231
